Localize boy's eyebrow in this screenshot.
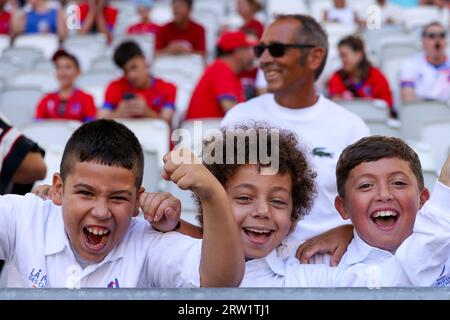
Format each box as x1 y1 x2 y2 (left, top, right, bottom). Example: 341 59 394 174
353 171 410 180
233 184 290 194
110 190 133 197
73 183 95 191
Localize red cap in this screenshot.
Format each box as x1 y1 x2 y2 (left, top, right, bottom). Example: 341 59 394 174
217 31 257 52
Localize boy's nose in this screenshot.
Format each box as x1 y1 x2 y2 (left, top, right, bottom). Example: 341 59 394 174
376 186 394 202
91 201 112 220
252 199 270 219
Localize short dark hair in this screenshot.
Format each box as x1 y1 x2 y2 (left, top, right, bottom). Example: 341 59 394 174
193 123 317 228
336 136 424 198
274 14 329 80
173 0 193 9
60 119 144 187
52 49 80 70
422 21 446 38
113 41 144 68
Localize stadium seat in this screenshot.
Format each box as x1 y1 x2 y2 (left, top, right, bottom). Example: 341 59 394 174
76 71 120 108
0 87 43 127
151 4 173 25
33 59 55 72
335 99 390 122
267 0 308 19
89 56 120 73
0 34 10 55
110 34 155 64
400 101 450 140
9 70 58 92
1 47 44 69
13 34 59 59
407 140 439 191
402 6 442 31
63 35 107 71
365 119 402 138
116 119 170 192
19 120 82 150
0 60 21 78
420 119 450 171
310 0 333 21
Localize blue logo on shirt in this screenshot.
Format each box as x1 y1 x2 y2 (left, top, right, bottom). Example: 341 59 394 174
28 268 49 288
107 278 120 288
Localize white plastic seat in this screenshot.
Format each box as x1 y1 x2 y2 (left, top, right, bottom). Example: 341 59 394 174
403 6 441 31
63 35 107 71
13 34 59 59
115 119 170 192
76 71 119 107
19 120 82 150
336 99 390 122
9 70 58 92
1 47 44 69
33 59 55 72
400 101 450 140
267 0 308 19
310 0 334 21
150 4 173 25
0 87 43 127
407 140 438 191
420 119 450 171
365 119 402 137
0 34 10 55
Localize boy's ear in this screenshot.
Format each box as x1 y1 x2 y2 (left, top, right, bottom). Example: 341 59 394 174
418 187 431 209
52 173 63 206
133 186 145 217
335 196 351 220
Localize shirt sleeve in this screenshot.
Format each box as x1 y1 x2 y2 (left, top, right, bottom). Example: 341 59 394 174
83 93 97 122
103 81 122 111
35 95 49 119
372 70 394 109
163 83 177 110
212 67 240 104
145 231 202 288
0 119 45 194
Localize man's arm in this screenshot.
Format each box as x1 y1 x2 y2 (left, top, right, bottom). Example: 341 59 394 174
162 148 244 287
11 151 46 184
220 98 238 114
401 87 416 103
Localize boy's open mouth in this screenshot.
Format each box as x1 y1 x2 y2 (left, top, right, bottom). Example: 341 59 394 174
83 226 111 249
243 227 274 245
371 210 399 231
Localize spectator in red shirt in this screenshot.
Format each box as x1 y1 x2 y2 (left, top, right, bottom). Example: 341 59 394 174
0 0 12 35
328 35 396 117
155 0 206 56
127 0 159 36
237 0 264 39
35 50 97 122
184 31 255 120
77 0 118 42
100 40 176 124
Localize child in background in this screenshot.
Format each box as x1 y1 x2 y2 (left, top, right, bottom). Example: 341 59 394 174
35 49 97 122
127 0 159 36
0 119 244 288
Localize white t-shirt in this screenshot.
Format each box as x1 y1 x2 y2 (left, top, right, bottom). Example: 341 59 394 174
221 94 370 246
400 53 450 102
0 194 202 288
326 7 356 26
240 181 450 287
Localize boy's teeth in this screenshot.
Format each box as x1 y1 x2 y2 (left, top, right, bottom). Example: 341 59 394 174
373 211 397 218
86 227 108 235
246 228 270 234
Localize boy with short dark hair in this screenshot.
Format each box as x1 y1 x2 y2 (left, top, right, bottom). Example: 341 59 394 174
101 41 176 124
0 119 243 287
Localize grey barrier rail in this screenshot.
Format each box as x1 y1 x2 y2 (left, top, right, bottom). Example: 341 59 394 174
0 288 450 300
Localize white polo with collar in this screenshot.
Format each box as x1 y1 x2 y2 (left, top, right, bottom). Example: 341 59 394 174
240 181 450 287
0 193 202 288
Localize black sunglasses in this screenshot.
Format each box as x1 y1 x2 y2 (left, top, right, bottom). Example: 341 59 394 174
253 42 315 58
424 32 447 39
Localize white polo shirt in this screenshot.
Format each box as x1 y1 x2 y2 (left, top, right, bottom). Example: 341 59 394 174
221 94 370 246
400 53 450 102
240 181 450 287
0 193 202 288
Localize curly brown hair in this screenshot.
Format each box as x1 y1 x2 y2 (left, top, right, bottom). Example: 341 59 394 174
193 123 317 229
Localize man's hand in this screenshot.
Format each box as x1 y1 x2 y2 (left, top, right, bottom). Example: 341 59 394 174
439 155 450 187
296 224 354 266
127 96 149 117
166 40 193 55
31 184 53 201
140 192 181 232
162 148 215 200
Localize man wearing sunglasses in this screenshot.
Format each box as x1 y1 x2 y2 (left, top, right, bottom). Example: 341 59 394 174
222 14 370 252
400 21 450 102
